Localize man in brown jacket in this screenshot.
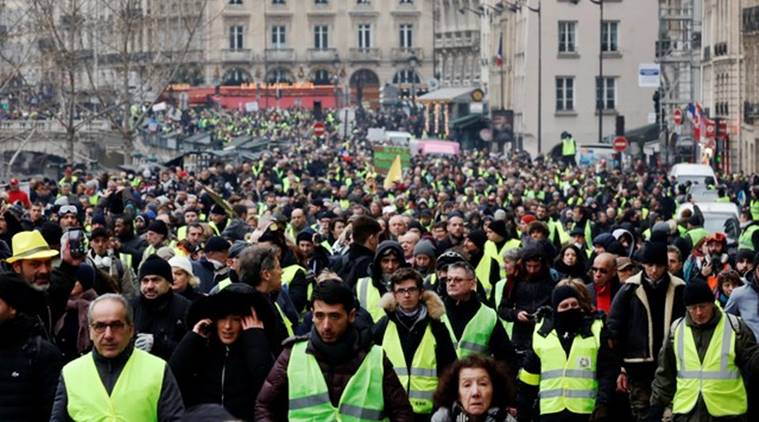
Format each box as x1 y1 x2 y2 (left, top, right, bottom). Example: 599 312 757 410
255 279 414 421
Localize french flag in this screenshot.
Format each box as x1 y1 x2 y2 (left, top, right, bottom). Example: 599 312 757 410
495 33 503 67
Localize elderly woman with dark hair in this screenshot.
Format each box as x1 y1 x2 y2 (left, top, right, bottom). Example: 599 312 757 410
431 354 515 422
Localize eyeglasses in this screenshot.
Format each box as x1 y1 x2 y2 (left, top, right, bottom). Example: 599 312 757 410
394 286 420 296
91 321 128 333
591 267 609 274
446 277 472 285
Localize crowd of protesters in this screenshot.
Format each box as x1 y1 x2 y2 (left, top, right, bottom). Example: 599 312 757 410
0 106 758 421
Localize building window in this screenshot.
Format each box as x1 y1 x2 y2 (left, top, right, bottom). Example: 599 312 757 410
602 21 619 52
358 24 372 49
272 25 286 49
556 77 574 111
393 69 420 84
314 25 328 49
399 24 412 48
313 69 331 84
558 21 576 53
595 77 616 110
272 0 284 4
357 0 370 3
229 25 244 50
400 0 413 3
229 0 242 4
315 0 328 3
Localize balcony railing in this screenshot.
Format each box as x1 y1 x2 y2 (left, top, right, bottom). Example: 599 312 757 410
265 48 296 62
391 48 423 62
349 48 381 62
222 49 252 62
307 48 338 62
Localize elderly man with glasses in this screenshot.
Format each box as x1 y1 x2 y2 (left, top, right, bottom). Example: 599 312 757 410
51 293 184 421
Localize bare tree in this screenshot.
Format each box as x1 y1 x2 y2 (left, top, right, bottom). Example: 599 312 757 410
27 0 213 164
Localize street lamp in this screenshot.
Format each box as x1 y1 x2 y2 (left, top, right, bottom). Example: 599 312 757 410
333 54 341 110
408 54 418 111
588 0 604 144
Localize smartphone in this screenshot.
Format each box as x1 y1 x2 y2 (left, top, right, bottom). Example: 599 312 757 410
65 229 88 259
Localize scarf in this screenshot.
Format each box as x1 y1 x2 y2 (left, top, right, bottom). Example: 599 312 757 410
310 325 357 367
396 304 428 332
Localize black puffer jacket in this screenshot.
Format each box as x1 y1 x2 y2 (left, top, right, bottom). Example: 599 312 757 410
169 329 274 421
498 269 558 351
131 291 191 360
0 315 63 422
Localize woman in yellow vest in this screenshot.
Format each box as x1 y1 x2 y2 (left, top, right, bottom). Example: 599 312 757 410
431 354 516 421
517 281 616 422
169 283 281 421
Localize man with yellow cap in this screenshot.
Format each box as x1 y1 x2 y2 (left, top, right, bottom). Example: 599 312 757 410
5 230 83 338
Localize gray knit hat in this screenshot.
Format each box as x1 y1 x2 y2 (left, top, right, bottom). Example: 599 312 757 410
413 240 437 259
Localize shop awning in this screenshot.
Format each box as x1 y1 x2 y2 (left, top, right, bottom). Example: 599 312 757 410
418 87 477 103
451 113 483 129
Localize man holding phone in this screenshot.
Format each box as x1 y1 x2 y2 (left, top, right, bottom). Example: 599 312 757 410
5 230 83 340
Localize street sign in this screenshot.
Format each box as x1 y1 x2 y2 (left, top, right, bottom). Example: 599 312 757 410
638 64 661 88
613 136 628 152
673 108 682 126
313 122 325 137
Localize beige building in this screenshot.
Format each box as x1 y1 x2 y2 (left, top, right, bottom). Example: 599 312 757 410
205 0 434 107
743 0 759 173
496 0 659 156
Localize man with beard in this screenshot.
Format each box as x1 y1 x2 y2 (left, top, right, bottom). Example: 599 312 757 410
355 240 408 323
112 216 147 269
6 230 81 339
87 227 135 297
435 212 466 254
131 255 191 360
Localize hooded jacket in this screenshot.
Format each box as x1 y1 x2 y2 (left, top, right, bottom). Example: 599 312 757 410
362 241 408 298
372 290 458 376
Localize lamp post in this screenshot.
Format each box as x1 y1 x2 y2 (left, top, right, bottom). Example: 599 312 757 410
333 55 340 110
408 54 418 111
589 0 604 144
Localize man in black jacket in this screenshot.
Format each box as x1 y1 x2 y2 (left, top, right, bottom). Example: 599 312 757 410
373 268 457 420
0 272 63 421
336 215 382 288
113 216 147 268
131 255 191 360
606 241 685 422
6 230 81 340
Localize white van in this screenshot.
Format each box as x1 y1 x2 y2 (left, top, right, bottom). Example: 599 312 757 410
668 163 717 187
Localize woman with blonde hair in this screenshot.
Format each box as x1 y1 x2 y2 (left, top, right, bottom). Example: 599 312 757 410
169 255 203 301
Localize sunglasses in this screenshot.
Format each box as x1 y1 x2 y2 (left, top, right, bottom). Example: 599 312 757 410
591 267 609 274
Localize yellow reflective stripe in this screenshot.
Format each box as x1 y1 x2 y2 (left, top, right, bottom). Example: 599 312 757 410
519 369 540 386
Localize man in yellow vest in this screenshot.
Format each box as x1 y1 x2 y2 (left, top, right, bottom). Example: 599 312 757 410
463 230 501 297
254 280 414 420
442 262 516 363
373 268 457 417
517 284 616 421
51 294 184 421
561 131 577 167
650 281 759 421
355 240 408 323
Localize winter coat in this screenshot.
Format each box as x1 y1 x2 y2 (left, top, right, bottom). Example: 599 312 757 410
372 290 458 376
334 243 375 288
606 272 685 380
0 315 63 422
169 329 274 421
725 276 759 339
445 295 517 366
498 270 558 351
431 403 512 422
254 329 415 422
54 289 98 362
650 308 759 422
131 291 191 361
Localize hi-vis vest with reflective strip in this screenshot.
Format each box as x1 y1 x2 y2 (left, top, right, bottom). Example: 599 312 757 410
442 303 498 357
287 341 388 421
492 279 514 337
282 265 306 287
738 224 759 252
484 239 521 280
357 277 385 322
381 320 437 414
672 312 747 416
63 349 165 422
751 199 759 221
519 319 602 415
275 301 295 337
475 255 494 295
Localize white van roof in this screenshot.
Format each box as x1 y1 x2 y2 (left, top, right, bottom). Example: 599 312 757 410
669 163 715 177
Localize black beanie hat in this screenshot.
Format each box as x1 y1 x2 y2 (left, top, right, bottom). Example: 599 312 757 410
684 281 715 307
204 236 230 253
296 230 314 244
466 230 488 251
147 220 168 237
75 263 96 291
489 220 508 238
552 284 579 309
0 272 38 311
138 255 174 284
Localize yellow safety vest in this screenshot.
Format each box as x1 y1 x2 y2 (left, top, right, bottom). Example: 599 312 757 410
738 225 759 252
281 265 306 287
287 341 388 421
672 313 747 416
381 320 437 414
177 226 187 241
356 277 384 323
751 200 759 221
442 303 498 357
475 255 494 295
519 319 602 415
275 301 295 337
492 279 514 337
63 349 164 422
